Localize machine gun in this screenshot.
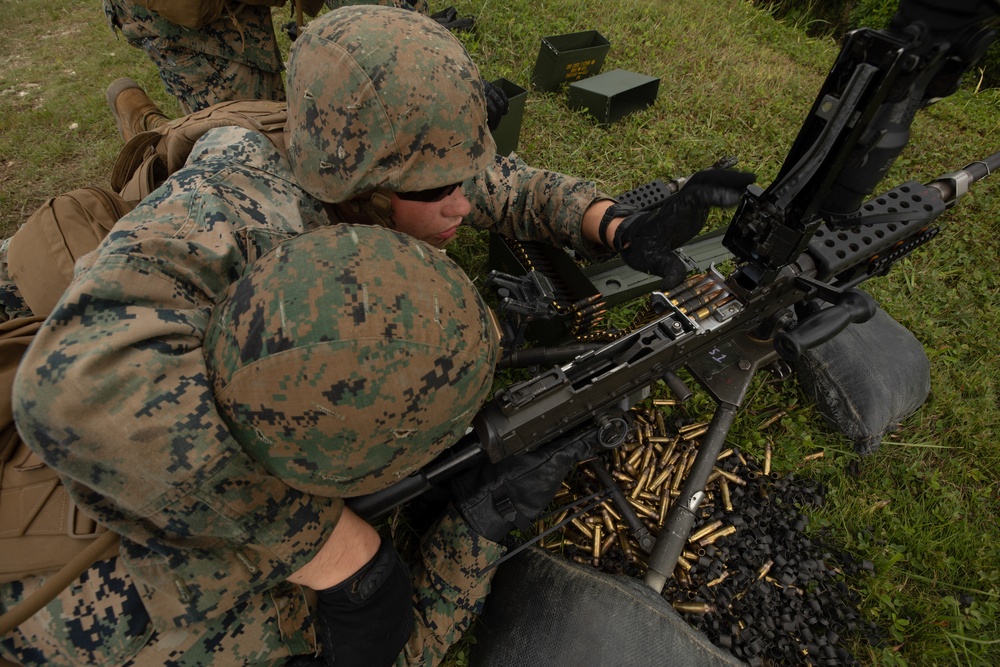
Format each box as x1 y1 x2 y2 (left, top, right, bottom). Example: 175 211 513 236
349 0 1000 594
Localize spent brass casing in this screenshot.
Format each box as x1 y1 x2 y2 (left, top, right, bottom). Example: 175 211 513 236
671 458 687 491
625 444 646 470
764 440 773 477
688 520 723 544
720 478 733 512
713 466 747 487
658 486 671 525
601 509 617 535
651 399 679 407
627 498 659 520
672 601 716 614
655 410 667 437
803 451 825 462
570 517 593 540
755 559 774 582
611 470 634 485
675 554 693 571
758 409 787 430
707 571 730 588
678 421 709 435
648 465 675 492
600 533 616 562
617 526 636 563
698 524 736 546
681 425 709 441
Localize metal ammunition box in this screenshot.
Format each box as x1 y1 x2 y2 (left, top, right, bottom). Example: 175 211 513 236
489 78 528 156
568 69 660 124
530 31 610 92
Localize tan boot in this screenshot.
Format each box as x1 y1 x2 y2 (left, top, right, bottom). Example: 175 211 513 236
106 78 170 142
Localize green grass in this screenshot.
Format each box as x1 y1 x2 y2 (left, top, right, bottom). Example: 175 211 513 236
2 0 999 665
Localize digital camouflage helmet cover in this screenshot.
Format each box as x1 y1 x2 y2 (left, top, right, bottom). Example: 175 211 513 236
204 225 500 497
285 5 497 203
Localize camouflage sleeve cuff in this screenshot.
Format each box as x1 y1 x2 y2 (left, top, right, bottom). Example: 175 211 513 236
466 154 618 262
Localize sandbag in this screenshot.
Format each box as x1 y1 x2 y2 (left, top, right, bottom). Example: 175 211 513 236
794 305 931 455
469 547 745 667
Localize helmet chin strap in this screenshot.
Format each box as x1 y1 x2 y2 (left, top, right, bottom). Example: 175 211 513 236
343 189 396 228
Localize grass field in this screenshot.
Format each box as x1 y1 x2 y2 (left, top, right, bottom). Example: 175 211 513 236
2 0 999 665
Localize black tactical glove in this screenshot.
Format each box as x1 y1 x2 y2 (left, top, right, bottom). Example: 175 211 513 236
482 79 509 132
309 538 414 667
430 6 475 32
605 169 756 287
452 429 604 543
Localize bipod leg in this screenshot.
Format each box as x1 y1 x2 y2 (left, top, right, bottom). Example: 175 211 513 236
642 402 738 593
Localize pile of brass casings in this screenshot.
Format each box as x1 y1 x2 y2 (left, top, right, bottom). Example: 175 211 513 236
536 404 879 666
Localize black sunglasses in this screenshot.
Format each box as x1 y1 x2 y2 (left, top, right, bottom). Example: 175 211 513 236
395 182 462 202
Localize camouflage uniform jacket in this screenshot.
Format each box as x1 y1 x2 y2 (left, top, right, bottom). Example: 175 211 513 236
10 126 608 660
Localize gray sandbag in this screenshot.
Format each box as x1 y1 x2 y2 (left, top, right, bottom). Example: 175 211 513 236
793 306 930 455
469 547 745 667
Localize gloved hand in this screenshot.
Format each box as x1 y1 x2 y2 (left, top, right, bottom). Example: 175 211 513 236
308 538 414 667
451 429 604 543
607 169 756 287
482 79 509 132
430 6 475 32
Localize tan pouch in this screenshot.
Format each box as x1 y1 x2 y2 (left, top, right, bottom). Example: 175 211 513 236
137 0 287 29
7 187 133 317
136 0 228 29
112 100 289 198
0 316 117 585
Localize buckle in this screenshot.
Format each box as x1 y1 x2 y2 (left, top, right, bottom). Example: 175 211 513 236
67 502 105 539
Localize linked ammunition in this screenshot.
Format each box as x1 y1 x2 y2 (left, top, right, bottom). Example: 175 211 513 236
677 287 724 314
690 295 736 323
669 280 714 307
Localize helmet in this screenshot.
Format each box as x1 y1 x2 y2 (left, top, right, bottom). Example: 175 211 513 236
285 6 496 204
204 225 500 497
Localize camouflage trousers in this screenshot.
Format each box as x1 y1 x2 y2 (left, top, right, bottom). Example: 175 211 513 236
0 557 314 666
103 0 286 114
